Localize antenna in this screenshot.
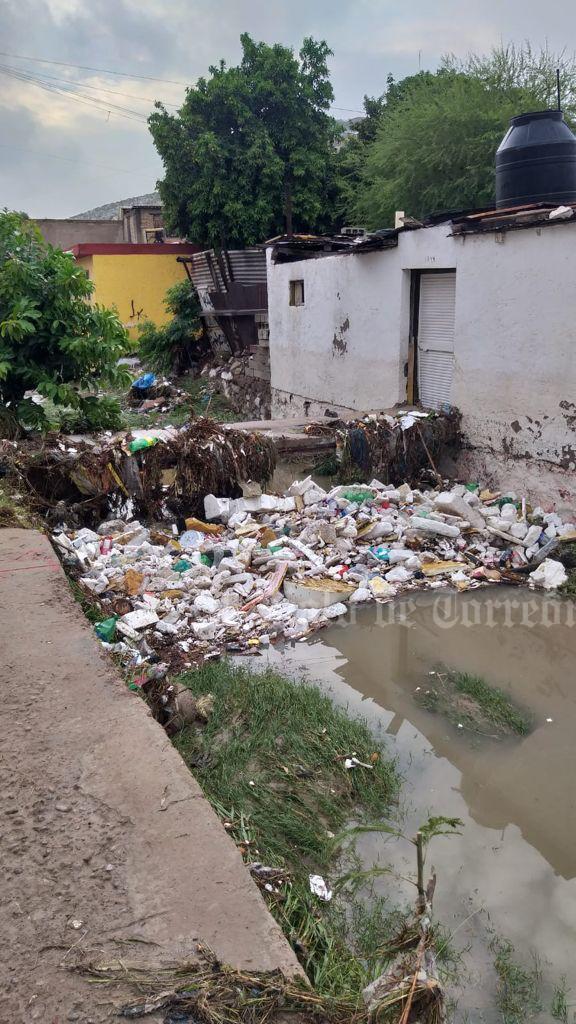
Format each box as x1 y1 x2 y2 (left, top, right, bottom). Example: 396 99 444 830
557 68 561 111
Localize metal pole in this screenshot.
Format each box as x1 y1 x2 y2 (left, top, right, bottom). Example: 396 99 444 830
557 68 561 112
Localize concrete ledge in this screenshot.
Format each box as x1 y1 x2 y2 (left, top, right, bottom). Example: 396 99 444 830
0 529 300 1022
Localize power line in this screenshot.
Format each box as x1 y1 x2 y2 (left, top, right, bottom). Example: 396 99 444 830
0 61 180 108
0 65 149 123
0 50 187 86
0 49 363 115
0 64 149 119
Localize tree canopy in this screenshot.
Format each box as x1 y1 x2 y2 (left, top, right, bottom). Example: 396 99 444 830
346 45 576 229
149 33 340 247
0 211 129 433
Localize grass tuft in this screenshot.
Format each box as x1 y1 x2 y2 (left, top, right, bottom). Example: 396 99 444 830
492 938 542 1024
417 668 533 737
551 978 571 1023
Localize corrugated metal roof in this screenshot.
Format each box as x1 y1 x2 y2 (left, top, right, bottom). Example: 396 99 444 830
228 249 267 285
185 248 266 294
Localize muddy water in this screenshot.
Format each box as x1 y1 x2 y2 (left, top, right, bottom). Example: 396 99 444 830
262 588 576 1020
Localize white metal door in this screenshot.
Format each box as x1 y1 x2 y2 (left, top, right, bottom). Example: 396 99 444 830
417 271 456 410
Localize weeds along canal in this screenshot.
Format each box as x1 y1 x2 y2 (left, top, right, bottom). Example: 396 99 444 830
262 586 576 1022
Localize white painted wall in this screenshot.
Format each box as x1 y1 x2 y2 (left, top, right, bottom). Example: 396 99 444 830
267 223 576 478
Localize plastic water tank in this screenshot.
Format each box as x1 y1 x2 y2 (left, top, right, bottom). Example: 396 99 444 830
495 109 576 208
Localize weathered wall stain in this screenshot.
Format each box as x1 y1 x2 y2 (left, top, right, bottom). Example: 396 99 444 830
332 317 350 356
559 400 576 430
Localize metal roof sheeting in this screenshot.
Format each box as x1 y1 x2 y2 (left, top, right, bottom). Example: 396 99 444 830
185 248 266 293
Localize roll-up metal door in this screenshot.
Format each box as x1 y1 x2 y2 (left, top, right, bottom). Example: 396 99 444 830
417 271 456 410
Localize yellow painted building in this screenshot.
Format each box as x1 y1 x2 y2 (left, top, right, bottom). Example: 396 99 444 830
71 243 199 338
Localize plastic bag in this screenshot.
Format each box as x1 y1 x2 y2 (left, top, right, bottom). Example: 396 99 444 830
128 436 158 453
95 616 118 642
342 488 374 504
132 372 157 390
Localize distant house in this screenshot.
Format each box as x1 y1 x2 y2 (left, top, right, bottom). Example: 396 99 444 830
35 193 172 251
72 242 200 338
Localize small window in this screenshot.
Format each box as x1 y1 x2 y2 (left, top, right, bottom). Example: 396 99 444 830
289 279 305 306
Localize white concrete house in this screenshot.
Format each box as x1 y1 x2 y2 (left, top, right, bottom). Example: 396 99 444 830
266 206 576 505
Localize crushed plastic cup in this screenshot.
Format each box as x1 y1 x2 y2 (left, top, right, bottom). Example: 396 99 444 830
179 529 205 551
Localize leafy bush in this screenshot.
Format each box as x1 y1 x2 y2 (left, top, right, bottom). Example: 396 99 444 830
0 210 130 433
137 279 204 374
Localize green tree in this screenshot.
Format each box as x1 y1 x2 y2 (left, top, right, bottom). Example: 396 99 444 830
337 73 435 220
137 280 203 374
149 33 339 246
348 45 576 229
0 210 129 433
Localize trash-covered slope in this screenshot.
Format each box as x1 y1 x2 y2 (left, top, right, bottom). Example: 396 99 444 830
54 476 576 692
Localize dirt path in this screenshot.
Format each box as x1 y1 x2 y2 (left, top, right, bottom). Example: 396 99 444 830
0 529 299 1023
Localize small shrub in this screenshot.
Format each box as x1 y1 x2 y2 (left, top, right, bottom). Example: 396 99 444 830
137 280 205 374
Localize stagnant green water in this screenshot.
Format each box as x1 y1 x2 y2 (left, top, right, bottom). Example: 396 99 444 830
264 587 576 1022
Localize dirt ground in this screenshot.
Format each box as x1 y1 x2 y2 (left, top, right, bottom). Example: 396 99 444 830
0 529 299 1023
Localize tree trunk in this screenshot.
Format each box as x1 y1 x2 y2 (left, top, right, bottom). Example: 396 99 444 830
284 175 293 238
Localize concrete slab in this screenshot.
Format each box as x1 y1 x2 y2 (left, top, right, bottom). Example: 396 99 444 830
0 529 300 1023
225 417 338 454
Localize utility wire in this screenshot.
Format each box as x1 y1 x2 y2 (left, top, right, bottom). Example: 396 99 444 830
0 50 187 85
0 63 149 119
0 49 364 114
0 61 181 107
0 65 149 122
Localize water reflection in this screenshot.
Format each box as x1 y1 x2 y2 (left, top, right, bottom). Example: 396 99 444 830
262 588 576 1017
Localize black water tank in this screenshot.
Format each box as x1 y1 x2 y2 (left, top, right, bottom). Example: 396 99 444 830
495 109 576 208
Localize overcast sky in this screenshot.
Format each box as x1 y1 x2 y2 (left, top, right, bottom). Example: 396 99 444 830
1 0 575 218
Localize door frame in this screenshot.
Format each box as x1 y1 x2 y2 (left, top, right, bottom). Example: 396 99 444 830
408 268 457 405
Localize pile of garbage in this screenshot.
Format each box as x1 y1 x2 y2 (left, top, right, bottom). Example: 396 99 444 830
336 407 461 483
3 419 276 523
54 475 576 681
128 372 191 416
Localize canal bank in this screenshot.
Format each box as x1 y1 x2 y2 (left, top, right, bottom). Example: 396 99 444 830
0 528 300 1023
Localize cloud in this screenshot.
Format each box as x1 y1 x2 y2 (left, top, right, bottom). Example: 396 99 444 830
1 0 575 216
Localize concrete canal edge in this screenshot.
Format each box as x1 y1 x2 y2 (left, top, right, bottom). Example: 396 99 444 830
0 528 301 1022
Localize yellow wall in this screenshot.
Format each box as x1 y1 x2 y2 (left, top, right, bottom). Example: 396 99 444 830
77 252 189 338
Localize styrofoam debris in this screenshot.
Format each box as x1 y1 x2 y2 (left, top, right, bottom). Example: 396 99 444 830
529 558 568 590
58 474 574 672
411 516 461 539
120 608 159 629
309 874 333 901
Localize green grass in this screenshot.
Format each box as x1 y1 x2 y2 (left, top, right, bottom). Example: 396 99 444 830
551 978 570 1022
0 480 37 528
492 938 542 1024
173 661 400 996
417 669 533 738
67 577 103 624
175 661 398 869
452 672 533 735
560 568 576 597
